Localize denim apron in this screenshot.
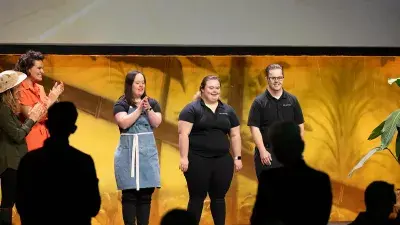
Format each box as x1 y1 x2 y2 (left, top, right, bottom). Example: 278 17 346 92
114 106 160 190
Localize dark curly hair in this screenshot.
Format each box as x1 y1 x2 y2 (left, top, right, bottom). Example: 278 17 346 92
14 50 45 76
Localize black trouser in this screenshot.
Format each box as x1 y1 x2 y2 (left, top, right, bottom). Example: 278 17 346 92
254 148 283 180
184 152 234 225
122 188 155 225
0 168 17 225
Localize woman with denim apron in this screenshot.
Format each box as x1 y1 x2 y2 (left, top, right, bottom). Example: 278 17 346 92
113 71 162 225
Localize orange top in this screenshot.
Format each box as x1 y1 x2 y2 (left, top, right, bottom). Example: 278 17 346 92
18 79 50 151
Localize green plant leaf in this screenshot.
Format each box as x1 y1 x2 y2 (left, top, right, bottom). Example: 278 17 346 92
348 147 380 177
380 109 400 150
367 121 385 140
396 128 400 160
388 78 400 87
349 109 400 177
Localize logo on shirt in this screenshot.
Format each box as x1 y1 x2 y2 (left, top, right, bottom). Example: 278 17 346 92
283 104 292 107
219 112 228 115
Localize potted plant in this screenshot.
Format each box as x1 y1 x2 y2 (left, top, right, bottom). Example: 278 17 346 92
348 78 400 177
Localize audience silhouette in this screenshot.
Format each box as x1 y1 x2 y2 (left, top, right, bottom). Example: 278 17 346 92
250 121 332 225
160 208 197 225
349 181 399 225
16 101 101 225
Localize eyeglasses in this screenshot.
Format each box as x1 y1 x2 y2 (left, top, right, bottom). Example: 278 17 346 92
268 76 284 81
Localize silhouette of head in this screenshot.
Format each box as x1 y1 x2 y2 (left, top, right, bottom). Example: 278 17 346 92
160 209 196 225
267 121 304 165
365 181 396 218
45 101 78 137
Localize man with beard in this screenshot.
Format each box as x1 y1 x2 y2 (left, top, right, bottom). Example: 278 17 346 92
247 64 305 180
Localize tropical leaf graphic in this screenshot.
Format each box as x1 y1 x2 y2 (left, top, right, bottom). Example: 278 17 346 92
348 110 400 177
186 57 217 74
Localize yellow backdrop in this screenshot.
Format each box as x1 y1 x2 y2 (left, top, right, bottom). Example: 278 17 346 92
1 54 399 225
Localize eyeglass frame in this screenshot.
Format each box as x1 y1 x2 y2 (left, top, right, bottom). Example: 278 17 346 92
268 76 284 81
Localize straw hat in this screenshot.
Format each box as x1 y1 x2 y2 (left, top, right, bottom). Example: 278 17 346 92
0 70 27 94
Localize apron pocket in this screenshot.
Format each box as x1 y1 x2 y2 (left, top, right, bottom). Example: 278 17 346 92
138 135 157 157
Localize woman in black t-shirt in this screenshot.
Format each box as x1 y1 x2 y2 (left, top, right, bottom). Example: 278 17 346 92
178 75 243 225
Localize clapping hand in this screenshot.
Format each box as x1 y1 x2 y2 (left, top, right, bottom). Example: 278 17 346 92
142 97 151 111
28 103 46 122
48 81 64 103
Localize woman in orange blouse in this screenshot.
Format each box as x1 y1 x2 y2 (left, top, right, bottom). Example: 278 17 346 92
14 50 64 151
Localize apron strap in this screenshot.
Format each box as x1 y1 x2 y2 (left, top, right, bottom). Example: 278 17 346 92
132 134 140 190
121 132 153 191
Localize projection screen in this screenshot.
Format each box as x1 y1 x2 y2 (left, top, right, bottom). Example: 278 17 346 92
0 0 399 47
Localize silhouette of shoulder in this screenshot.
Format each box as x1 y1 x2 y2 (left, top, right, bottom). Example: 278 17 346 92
253 162 332 225
259 162 329 182
257 163 332 197
18 144 98 186
21 144 94 165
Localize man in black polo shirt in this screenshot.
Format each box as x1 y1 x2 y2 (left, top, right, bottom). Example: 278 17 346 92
248 63 305 180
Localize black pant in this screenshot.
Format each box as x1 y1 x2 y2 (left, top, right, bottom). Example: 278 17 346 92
0 168 17 225
122 188 155 225
184 153 234 225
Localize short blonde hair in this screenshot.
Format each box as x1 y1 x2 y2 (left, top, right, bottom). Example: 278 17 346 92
265 64 284 77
